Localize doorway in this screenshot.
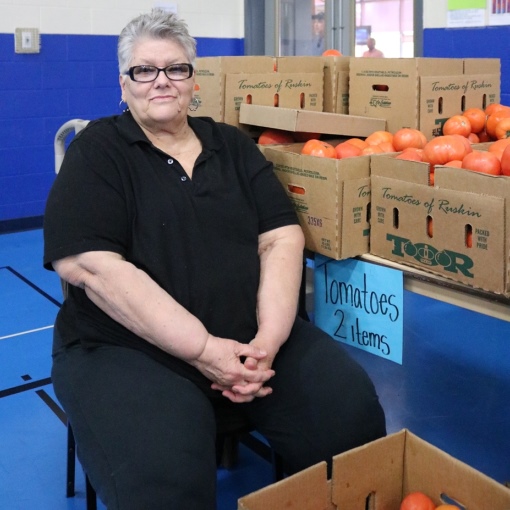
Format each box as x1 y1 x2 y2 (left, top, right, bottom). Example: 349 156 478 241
244 0 420 58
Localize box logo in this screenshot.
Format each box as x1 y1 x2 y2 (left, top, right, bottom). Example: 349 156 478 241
369 96 391 108
386 234 474 278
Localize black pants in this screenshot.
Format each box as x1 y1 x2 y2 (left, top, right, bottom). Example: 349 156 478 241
52 317 386 510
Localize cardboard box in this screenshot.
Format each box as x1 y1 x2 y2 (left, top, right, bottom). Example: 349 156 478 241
223 68 323 128
191 56 324 129
238 429 510 510
273 56 350 114
369 153 510 296
348 58 500 139
239 104 386 138
261 143 371 260
192 56 275 122
322 56 350 114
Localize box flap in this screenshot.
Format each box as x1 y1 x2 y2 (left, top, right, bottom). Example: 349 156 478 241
340 177 371 258
370 153 431 185
275 56 325 73
463 57 500 75
237 462 331 510
240 104 386 137
331 430 406 509
404 431 510 510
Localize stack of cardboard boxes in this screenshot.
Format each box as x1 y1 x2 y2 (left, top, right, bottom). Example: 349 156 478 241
193 56 510 506
191 55 507 297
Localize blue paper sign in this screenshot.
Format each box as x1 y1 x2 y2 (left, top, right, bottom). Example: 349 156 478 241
314 255 404 364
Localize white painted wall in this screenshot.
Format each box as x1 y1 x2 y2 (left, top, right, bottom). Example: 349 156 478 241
0 0 244 38
423 0 448 29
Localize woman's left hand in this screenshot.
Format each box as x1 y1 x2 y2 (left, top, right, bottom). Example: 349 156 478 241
212 336 278 403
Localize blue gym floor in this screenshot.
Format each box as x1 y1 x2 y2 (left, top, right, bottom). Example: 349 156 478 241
1 228 509 509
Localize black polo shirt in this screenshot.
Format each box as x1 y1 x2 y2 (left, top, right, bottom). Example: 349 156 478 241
43 112 298 385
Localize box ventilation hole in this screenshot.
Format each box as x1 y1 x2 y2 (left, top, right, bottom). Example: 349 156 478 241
392 207 399 229
287 184 305 195
365 491 375 510
465 224 473 248
427 215 433 238
438 97 443 114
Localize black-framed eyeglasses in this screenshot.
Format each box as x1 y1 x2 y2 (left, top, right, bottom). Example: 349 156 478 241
126 63 194 82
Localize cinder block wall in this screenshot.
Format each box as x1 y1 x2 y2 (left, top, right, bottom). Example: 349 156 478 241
0 0 244 226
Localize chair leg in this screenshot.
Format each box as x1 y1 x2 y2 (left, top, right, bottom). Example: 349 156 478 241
271 450 285 481
86 475 97 510
66 421 76 497
67 421 98 508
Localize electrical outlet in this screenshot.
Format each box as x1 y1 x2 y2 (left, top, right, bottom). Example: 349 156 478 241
15 28 40 54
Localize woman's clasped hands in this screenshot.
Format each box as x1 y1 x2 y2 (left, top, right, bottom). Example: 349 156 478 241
190 335 275 403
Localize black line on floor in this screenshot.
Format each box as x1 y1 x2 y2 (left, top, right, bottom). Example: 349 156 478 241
0 377 52 399
36 388 67 425
4 266 62 308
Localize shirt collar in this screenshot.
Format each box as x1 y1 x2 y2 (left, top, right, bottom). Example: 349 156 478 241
116 111 225 152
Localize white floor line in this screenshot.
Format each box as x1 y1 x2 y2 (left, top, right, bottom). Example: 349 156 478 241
0 325 54 341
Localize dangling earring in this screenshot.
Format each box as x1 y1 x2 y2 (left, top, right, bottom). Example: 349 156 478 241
188 96 200 111
119 98 129 112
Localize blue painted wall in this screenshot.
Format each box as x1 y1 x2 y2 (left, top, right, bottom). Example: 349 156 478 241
0 33 243 229
423 26 510 106
1 23 510 227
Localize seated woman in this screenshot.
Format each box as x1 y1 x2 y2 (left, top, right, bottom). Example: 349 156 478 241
44 8 386 510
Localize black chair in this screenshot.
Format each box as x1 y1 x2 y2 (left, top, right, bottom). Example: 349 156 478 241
66 417 284 508
64 259 309 507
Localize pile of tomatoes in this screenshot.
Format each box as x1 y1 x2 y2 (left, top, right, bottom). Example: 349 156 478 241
400 491 461 510
257 102 510 178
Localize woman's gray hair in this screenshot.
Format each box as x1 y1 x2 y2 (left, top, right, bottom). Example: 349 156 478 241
118 8 197 74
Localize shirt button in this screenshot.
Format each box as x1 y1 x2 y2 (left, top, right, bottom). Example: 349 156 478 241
167 158 173 164
181 176 187 182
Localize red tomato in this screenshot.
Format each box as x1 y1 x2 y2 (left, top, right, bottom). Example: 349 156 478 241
451 134 473 156
494 117 510 140
488 138 510 160
486 109 510 139
501 144 510 176
365 130 394 146
423 135 468 165
258 129 294 145
322 49 342 56
342 138 368 151
442 115 471 137
461 150 501 175
477 130 491 142
377 141 396 153
301 139 337 158
395 148 424 162
335 141 362 159
361 144 384 155
463 107 486 134
400 491 436 510
467 132 480 144
393 128 427 151
444 160 463 168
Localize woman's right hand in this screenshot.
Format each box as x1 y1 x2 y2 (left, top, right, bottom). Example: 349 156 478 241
189 335 275 403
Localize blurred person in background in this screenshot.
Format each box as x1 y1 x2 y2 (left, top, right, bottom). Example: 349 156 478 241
363 37 384 58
